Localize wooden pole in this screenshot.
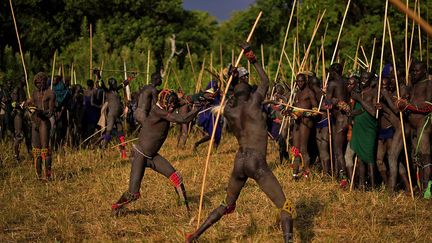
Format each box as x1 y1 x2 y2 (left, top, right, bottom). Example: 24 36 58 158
321 37 334 178
9 0 30 98
405 0 409 83
261 44 265 69
389 0 432 36
417 2 422 61
220 43 224 89
350 156 358 192
376 0 389 119
369 38 377 72
51 50 57 90
90 24 93 80
274 0 297 83
408 0 418 78
61 62 65 80
299 10 326 72
196 58 206 93
360 46 370 69
70 63 74 85
353 39 361 71
196 11 263 228
146 48 151 84
387 18 415 199
318 0 352 109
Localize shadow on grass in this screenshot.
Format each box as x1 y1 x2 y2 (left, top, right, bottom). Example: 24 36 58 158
187 185 226 206
295 197 324 242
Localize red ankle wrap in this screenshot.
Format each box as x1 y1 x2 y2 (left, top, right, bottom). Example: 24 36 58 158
169 171 183 187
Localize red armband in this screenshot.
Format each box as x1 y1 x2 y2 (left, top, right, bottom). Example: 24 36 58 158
405 102 432 114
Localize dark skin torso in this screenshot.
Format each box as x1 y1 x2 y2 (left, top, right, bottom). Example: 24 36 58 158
408 79 432 128
31 89 55 117
139 104 198 157
223 62 269 155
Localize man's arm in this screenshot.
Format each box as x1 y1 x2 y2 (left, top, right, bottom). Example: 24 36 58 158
254 62 269 98
154 107 199 124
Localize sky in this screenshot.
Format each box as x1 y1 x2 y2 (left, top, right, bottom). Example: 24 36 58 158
183 0 256 22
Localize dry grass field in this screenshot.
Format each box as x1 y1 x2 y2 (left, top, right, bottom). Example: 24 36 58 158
1 132 431 242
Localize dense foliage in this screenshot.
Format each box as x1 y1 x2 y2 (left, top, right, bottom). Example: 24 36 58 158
0 0 430 93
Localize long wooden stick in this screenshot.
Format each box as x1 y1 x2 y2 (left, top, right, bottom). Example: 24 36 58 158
376 0 389 119
353 38 361 70
389 0 432 36
196 11 263 228
274 0 297 83
9 0 30 98
408 0 418 77
318 0 352 109
50 50 57 90
186 43 197 84
350 156 358 192
405 0 410 83
417 2 422 61
89 24 93 80
360 46 370 69
387 18 414 199
146 48 151 84
321 37 334 178
220 44 224 90
299 10 327 72
369 38 377 72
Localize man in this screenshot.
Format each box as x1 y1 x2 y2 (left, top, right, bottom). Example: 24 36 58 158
187 44 294 242
290 73 318 179
51 75 70 150
350 71 379 189
111 89 200 215
134 72 162 124
11 78 31 161
324 64 351 184
83 79 100 140
397 62 432 197
99 77 129 158
310 76 331 175
193 80 222 150
28 72 55 180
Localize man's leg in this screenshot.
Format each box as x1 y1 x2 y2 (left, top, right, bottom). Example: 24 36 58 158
31 123 42 179
376 139 388 185
112 146 145 214
317 127 330 175
150 154 190 212
187 166 247 242
40 120 52 180
13 111 24 162
251 160 294 242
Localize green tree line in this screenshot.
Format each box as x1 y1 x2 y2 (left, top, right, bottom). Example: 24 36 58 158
1 0 430 93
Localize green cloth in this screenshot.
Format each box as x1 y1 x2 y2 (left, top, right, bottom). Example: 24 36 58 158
350 102 378 164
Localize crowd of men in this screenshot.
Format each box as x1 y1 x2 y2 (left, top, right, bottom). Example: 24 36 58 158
0 42 431 241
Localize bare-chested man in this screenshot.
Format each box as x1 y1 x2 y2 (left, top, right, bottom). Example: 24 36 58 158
111 89 200 215
379 74 411 192
11 78 31 162
290 74 318 179
187 44 294 242
350 71 378 189
28 72 55 180
324 64 351 183
310 76 330 175
397 62 432 197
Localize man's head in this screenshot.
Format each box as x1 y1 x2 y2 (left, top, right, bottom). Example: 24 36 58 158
158 89 179 113
33 72 48 91
238 67 249 83
234 82 251 101
295 73 307 90
329 63 343 77
360 71 372 89
87 79 94 89
151 72 162 87
309 76 321 88
411 61 427 83
53 75 62 85
274 83 286 95
108 78 117 91
346 76 358 93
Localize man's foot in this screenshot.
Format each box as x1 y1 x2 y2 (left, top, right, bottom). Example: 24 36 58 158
302 170 310 179
111 203 126 216
185 232 197 243
121 149 127 159
292 173 300 181
340 178 348 189
46 170 53 181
